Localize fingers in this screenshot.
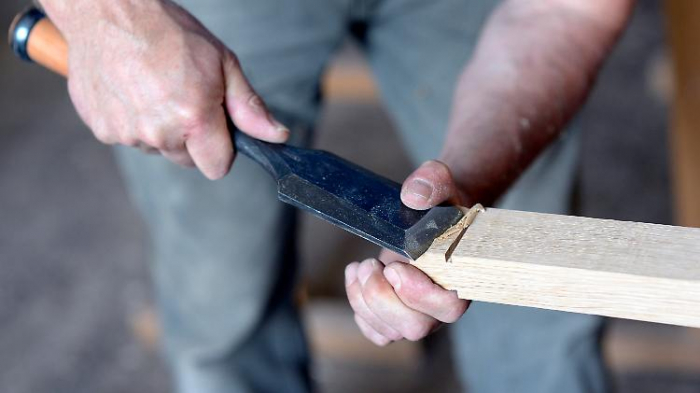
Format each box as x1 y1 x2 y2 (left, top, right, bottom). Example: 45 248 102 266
345 261 403 342
384 262 469 323
223 51 290 143
66 17 280 180
346 256 471 346
184 104 235 179
378 248 468 322
354 314 391 347
401 160 461 210
346 258 444 344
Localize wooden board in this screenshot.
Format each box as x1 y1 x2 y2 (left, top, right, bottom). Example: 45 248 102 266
413 207 700 328
665 1 700 228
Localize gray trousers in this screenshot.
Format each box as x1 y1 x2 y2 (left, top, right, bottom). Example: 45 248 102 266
115 0 607 392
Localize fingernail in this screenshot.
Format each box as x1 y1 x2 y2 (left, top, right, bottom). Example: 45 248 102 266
345 263 357 286
405 179 433 201
271 119 290 134
357 259 376 285
384 266 401 290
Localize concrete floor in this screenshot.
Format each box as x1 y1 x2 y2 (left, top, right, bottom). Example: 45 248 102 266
1 1 698 392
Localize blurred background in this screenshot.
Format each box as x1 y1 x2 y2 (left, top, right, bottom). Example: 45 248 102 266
2 0 700 392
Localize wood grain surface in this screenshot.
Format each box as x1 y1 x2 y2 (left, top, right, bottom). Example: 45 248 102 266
413 207 700 328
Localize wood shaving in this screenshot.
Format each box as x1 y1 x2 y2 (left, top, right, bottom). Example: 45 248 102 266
441 204 485 262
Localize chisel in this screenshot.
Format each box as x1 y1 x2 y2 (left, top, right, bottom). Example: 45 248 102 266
8 7 464 260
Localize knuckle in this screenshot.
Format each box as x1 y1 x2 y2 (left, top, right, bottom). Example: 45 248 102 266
231 94 261 122
139 126 167 149
176 105 209 133
363 279 391 302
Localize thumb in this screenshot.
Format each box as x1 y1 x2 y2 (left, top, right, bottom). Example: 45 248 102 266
223 51 289 143
401 160 461 210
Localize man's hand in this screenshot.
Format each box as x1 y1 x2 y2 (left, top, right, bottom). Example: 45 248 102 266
41 0 288 179
345 160 470 346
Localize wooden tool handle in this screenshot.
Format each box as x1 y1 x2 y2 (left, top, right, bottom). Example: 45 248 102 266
9 8 68 77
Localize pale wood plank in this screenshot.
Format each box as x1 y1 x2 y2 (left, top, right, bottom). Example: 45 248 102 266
413 208 700 328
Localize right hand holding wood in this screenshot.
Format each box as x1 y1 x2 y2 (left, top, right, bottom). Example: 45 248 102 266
42 0 289 179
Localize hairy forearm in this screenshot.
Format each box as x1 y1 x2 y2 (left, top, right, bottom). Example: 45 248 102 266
442 0 634 206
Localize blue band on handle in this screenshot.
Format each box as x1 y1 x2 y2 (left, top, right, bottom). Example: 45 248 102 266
9 7 46 62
